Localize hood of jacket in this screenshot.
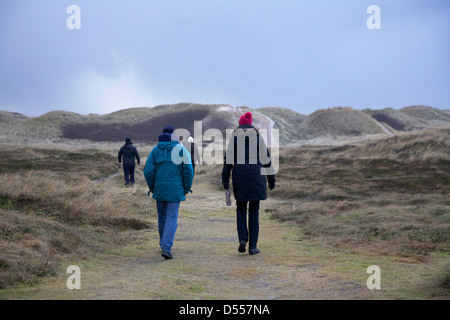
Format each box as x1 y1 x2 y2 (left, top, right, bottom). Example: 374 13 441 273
234 124 259 142
157 140 178 150
123 141 133 149
155 140 181 162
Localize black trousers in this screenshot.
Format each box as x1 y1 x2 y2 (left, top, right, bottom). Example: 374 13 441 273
123 162 136 184
236 200 260 249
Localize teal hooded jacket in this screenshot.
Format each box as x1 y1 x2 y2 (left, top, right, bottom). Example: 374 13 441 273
143 140 194 202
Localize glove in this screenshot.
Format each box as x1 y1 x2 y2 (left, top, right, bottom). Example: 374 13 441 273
268 176 275 191
225 188 232 206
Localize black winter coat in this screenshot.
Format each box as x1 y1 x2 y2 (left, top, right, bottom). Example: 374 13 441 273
222 125 275 202
118 142 140 165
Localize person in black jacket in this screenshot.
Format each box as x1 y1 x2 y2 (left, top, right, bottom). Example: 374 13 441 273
222 112 276 255
118 137 140 186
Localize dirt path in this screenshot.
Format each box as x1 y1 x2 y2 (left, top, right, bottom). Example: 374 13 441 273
372 118 394 135
1 172 444 300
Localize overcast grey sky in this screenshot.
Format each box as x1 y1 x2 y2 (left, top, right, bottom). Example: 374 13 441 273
0 0 449 116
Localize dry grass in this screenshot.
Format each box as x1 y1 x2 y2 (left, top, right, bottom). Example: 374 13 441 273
0 144 118 178
1 128 449 297
0 131 449 299
268 129 450 258
0 145 155 289
0 172 153 226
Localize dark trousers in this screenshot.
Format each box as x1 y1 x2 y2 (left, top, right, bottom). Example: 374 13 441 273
236 200 260 249
123 162 135 184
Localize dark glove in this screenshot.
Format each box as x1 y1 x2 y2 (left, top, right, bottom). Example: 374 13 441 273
268 175 275 191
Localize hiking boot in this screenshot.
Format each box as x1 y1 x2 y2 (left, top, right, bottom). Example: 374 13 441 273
161 251 173 259
249 248 260 255
238 240 247 253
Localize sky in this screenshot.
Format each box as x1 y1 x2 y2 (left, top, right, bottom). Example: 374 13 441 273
0 0 449 116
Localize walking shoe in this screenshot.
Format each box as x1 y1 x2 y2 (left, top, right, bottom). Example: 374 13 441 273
249 248 260 255
161 251 173 259
238 240 247 253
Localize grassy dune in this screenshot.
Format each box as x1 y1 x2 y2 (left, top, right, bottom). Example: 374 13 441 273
0 103 236 144
363 106 450 133
257 107 306 144
297 107 385 139
269 129 450 259
0 129 448 298
0 145 154 288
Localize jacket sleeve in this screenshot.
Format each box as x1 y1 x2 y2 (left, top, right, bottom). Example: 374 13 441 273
143 149 156 191
221 137 234 190
258 134 276 189
134 147 140 164
181 146 194 193
118 147 123 163
222 164 233 190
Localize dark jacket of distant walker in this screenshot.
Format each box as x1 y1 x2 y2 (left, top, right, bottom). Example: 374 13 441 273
118 139 140 165
222 124 275 202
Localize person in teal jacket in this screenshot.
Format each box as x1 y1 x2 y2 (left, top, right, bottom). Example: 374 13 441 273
143 126 194 259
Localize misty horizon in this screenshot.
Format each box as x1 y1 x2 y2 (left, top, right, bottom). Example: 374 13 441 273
1 1 449 117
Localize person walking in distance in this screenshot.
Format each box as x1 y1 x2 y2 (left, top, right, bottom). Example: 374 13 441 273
222 112 276 255
182 135 200 174
144 126 194 259
118 137 140 186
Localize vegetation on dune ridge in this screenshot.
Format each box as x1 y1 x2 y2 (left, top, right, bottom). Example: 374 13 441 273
400 105 450 123
0 103 235 144
363 105 450 133
1 104 449 145
297 107 385 139
257 107 306 144
364 108 429 132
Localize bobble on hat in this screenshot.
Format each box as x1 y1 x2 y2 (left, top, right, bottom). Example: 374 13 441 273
162 126 175 133
239 112 253 126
